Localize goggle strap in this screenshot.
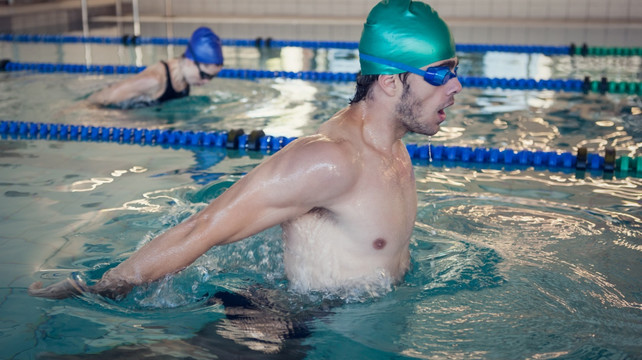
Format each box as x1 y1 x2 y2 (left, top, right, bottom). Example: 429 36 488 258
359 53 425 77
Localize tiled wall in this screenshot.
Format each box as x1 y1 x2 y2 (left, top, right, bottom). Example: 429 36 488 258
0 0 121 34
431 0 637 20
139 0 377 17
135 0 642 46
3 0 641 46
139 0 641 20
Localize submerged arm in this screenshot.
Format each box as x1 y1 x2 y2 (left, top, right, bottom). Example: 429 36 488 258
29 136 357 299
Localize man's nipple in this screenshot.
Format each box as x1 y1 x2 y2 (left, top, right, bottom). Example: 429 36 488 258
373 238 387 250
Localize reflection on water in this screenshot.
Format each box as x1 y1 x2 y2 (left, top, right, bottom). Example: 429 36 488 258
2 46 642 359
405 165 642 358
2 114 640 358
36 163 637 358
70 166 148 192
3 139 640 359
416 164 641 295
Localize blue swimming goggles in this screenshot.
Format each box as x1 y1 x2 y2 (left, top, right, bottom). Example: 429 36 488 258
359 53 458 86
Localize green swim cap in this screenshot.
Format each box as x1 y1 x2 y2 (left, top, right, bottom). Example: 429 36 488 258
359 0 455 75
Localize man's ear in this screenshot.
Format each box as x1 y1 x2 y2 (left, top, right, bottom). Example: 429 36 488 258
376 74 400 97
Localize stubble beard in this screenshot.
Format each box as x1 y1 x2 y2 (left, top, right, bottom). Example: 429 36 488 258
395 82 436 136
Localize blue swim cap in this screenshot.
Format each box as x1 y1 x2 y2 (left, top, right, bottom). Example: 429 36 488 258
359 0 455 75
185 27 224 65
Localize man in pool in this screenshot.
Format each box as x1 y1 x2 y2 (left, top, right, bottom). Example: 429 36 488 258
29 0 462 300
87 26 224 109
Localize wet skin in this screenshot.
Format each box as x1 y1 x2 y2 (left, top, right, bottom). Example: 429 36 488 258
29 57 462 299
87 58 222 107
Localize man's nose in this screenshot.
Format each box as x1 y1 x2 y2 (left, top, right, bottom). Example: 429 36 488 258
447 77 463 95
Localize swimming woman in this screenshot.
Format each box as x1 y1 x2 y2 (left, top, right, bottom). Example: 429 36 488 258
87 27 224 109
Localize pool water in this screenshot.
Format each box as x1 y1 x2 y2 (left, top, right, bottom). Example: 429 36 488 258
1 40 641 359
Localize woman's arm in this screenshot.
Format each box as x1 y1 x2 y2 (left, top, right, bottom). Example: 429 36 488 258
87 64 163 106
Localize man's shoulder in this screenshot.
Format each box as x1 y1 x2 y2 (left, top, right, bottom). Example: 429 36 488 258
264 134 360 189
285 134 357 167
245 134 360 205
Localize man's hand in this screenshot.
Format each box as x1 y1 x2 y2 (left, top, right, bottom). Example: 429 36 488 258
28 273 88 300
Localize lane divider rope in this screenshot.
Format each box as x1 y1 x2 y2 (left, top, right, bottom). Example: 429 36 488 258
1 120 640 177
1 60 640 95
1 33 641 56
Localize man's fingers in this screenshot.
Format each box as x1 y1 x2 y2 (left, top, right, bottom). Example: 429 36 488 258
28 281 44 294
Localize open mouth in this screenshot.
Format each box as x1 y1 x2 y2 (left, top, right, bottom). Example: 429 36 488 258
437 101 454 122
437 108 446 122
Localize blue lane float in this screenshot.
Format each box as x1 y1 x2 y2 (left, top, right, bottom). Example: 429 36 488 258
1 120 639 178
0 61 147 75
0 120 296 152
0 61 358 83
2 33 561 53
4 60 639 94
4 33 642 56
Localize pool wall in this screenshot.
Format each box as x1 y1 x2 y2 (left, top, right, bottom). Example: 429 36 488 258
2 0 641 46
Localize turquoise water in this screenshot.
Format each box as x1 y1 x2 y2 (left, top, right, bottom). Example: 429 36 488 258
0 42 641 359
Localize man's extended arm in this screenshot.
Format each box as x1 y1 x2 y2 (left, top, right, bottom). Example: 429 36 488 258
29 135 357 299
